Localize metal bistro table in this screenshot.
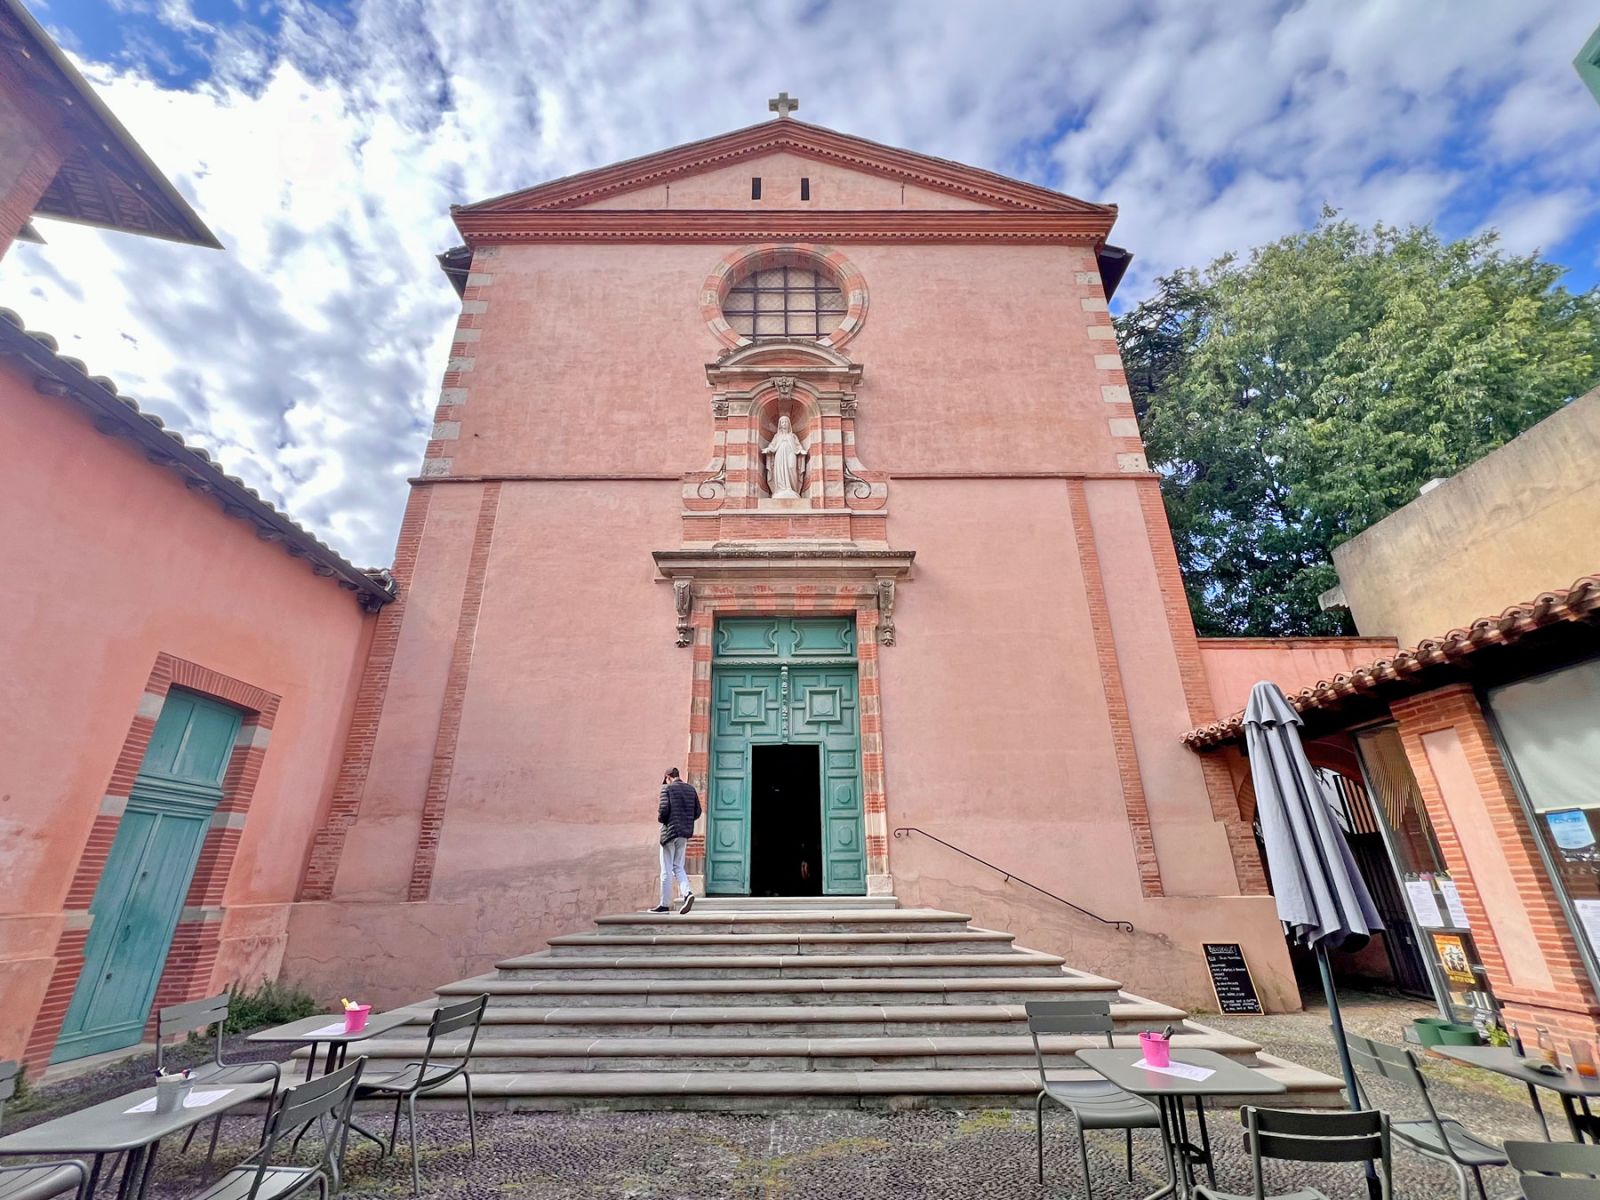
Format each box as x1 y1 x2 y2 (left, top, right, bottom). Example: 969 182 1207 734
1079 1047 1287 1200
1433 1044 1600 1143
0 1078 273 1200
247 1010 414 1080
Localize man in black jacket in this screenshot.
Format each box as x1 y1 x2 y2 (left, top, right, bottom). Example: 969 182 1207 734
654 767 700 914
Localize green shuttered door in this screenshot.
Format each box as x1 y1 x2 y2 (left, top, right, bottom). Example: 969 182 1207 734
54 690 242 1063
708 618 866 896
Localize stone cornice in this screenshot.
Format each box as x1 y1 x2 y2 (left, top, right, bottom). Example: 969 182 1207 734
456 210 1112 246
653 546 914 581
457 118 1115 220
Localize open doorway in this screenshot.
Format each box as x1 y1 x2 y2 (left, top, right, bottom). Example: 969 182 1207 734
750 743 822 896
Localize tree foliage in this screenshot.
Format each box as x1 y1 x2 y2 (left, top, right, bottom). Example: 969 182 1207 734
1117 213 1600 636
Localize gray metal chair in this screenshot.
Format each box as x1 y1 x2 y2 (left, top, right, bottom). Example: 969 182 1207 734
157 993 282 1173
1506 1139 1600 1200
1194 1106 1392 1200
184 1057 365 1200
1343 1031 1505 1200
351 994 488 1196
0 1061 88 1200
1024 1000 1161 1196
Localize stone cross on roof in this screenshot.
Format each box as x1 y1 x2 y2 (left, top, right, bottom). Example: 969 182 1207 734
768 92 799 118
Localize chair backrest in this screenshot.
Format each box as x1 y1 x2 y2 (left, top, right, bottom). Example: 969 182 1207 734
1024 1000 1114 1083
250 1057 366 1197
1241 1106 1392 1200
0 1060 18 1128
1507 1139 1600 1178
156 992 230 1071
1521 1178 1600 1200
416 994 490 1082
1342 1031 1445 1127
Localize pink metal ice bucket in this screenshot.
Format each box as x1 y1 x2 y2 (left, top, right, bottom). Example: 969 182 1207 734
342 1004 371 1034
1139 1030 1171 1067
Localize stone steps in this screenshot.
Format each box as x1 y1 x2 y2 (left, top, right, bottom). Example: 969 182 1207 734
413 999 1190 1039
439 973 1125 1007
408 1062 1342 1112
341 1029 1265 1074
494 950 1067 980
407 899 1345 1110
545 930 1017 957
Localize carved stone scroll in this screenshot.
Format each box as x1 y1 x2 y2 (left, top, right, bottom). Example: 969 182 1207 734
876 577 897 646
673 578 694 646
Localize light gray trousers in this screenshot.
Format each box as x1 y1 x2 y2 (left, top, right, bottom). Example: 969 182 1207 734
660 836 690 907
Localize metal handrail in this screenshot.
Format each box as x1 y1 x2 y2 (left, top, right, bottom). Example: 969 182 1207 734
892 826 1135 932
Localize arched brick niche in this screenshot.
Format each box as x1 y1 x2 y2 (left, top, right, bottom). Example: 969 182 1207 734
701 243 868 351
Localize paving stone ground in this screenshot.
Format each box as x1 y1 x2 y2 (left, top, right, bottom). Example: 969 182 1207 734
11 992 1563 1198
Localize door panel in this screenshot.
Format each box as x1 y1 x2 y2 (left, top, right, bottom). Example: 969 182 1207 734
53 690 241 1063
707 669 782 894
791 668 866 894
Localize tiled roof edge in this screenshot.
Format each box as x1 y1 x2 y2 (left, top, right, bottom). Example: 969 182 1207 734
0 308 395 610
1182 573 1600 749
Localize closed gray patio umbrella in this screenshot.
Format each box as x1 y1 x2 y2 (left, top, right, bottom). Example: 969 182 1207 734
1244 679 1384 1165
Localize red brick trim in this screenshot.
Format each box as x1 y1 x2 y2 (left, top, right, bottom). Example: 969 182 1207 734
1067 480 1163 898
1136 479 1265 894
408 483 502 900
700 243 867 351
1391 684 1599 1035
300 484 434 899
24 655 280 1069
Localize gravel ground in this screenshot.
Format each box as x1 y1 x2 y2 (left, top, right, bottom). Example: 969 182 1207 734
7 994 1564 1198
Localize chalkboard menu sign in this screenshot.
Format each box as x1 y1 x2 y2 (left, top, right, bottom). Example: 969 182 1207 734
1203 942 1263 1014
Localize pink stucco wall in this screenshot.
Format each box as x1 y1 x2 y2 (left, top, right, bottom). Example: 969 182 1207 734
1197 637 1400 724
285 152 1298 1012
0 369 374 1063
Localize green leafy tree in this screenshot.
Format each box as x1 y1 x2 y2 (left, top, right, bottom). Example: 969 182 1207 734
1118 213 1600 636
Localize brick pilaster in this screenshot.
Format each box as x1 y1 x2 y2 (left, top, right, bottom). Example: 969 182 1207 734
1392 684 1600 1043
1067 479 1163 897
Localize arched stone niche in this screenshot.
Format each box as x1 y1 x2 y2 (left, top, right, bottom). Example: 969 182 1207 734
750 378 820 500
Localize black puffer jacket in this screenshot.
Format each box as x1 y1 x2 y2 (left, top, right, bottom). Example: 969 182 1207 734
658 780 701 841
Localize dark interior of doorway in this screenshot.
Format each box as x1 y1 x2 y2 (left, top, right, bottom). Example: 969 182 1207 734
750 743 822 896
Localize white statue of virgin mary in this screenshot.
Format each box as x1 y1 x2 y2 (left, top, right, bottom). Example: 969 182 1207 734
761 415 806 498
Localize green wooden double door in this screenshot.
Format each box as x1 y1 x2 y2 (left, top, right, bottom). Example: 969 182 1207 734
53 690 242 1063
707 617 866 896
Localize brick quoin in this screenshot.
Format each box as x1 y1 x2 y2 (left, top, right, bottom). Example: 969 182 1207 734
25 656 280 1071
409 482 502 900
300 484 434 899
1392 684 1600 1043
1066 479 1163 898
1136 478 1265 894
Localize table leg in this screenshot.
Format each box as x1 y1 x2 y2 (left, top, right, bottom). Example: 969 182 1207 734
112 1147 143 1200
1561 1095 1584 1142
132 1141 160 1200
1140 1096 1180 1200
1526 1083 1552 1141
84 1153 104 1199
1195 1097 1216 1188
304 1041 319 1081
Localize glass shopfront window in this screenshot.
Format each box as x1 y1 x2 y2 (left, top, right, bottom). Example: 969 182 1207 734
1487 659 1600 995
1354 725 1496 1022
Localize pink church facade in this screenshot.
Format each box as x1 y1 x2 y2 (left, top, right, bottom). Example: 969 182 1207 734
284 119 1301 1011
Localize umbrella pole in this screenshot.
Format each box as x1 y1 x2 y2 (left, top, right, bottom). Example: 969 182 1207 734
1317 940 1381 1198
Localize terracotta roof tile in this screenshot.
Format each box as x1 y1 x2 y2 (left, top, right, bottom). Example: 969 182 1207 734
1183 574 1600 749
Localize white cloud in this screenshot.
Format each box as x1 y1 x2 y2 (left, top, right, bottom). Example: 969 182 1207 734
2 0 1597 565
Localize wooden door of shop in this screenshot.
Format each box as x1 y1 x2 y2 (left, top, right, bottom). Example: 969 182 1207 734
53 691 241 1062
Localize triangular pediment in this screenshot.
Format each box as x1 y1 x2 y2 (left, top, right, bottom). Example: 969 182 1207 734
458 119 1113 217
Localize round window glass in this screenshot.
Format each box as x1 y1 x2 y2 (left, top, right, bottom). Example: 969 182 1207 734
720 264 847 341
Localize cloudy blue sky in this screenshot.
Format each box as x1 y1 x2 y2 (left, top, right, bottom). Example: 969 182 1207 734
4 0 1597 565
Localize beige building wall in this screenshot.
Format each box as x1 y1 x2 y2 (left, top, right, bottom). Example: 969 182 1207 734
1331 387 1600 645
